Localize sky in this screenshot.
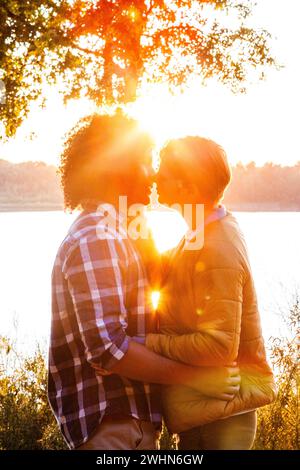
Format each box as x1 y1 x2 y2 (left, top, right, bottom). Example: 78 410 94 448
0 0 299 167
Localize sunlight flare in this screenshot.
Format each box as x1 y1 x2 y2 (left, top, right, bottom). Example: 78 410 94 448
130 81 221 151
151 290 161 310
146 182 189 254
146 208 188 253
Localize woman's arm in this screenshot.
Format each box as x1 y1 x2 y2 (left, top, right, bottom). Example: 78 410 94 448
146 266 244 366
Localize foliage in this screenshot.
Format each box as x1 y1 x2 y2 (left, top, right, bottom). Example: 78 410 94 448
159 423 178 450
0 0 276 136
253 298 299 450
0 337 67 450
0 299 298 449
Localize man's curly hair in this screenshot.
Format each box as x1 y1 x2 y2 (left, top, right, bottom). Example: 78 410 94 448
59 112 153 211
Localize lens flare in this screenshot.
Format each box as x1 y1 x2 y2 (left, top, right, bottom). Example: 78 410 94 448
151 290 160 310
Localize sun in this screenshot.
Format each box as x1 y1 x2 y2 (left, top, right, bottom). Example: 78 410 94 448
130 88 178 148
130 84 195 149
129 81 220 153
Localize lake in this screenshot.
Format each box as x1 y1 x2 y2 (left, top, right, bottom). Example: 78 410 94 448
0 211 299 355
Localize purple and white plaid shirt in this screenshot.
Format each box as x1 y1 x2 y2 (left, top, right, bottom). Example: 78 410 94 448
48 204 162 449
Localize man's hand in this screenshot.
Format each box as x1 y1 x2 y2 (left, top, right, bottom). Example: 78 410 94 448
91 340 241 402
186 365 241 401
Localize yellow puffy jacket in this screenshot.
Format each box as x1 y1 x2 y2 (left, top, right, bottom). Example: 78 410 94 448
146 211 276 433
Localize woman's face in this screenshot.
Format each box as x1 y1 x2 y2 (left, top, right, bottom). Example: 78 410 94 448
156 162 198 206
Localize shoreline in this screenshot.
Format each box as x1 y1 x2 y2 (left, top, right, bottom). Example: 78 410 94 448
0 203 64 212
0 203 300 213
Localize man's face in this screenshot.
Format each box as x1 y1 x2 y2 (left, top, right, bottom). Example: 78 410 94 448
126 154 155 206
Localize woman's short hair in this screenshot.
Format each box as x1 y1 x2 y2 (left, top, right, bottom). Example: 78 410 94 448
160 136 231 204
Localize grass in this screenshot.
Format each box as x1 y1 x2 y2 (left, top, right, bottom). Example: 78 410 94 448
0 302 298 450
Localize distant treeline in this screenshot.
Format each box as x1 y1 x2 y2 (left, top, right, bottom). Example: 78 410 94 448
226 162 300 210
0 159 63 210
1 159 300 211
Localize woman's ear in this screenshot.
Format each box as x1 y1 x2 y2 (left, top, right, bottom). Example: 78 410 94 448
187 182 200 200
176 180 184 191
174 180 199 203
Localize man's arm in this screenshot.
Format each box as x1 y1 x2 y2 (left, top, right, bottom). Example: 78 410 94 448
63 234 132 371
109 340 240 401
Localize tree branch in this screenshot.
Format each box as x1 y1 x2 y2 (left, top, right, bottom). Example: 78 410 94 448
147 1 155 16
71 44 103 58
1 4 21 21
71 43 125 76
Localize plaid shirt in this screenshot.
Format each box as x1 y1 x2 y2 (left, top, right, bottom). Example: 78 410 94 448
48 205 162 449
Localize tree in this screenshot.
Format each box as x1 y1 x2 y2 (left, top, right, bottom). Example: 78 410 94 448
0 0 275 136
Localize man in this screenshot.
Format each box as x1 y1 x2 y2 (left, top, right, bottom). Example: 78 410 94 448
48 112 240 450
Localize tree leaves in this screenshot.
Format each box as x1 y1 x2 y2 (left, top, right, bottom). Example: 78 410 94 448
0 0 276 136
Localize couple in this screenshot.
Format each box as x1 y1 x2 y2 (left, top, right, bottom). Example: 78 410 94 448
48 112 276 450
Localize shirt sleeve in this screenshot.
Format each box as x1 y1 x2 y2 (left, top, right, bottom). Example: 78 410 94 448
62 234 130 370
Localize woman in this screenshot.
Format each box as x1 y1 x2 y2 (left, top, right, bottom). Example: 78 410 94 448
145 137 276 450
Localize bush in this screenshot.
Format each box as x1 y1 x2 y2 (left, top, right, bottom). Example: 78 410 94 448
0 337 67 450
253 299 299 450
0 301 298 450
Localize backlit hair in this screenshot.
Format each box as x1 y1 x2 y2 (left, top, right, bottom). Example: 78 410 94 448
160 136 231 204
60 111 153 211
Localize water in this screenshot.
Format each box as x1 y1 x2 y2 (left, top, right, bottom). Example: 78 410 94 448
0 211 299 354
